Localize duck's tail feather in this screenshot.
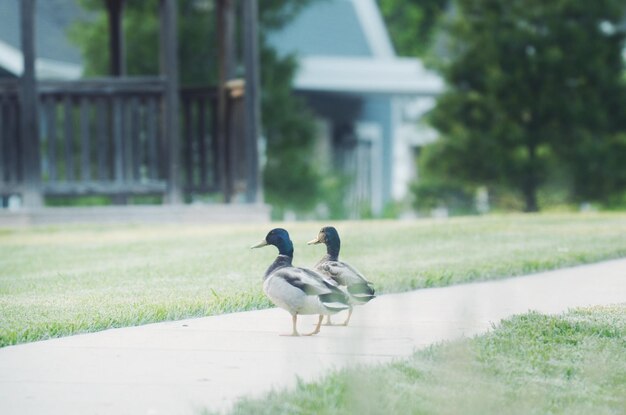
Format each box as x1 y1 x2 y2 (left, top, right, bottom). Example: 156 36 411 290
348 283 376 298
319 292 350 311
347 283 376 304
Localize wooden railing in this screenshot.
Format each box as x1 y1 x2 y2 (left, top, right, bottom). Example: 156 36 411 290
0 78 231 200
0 84 20 192
39 78 167 195
181 86 220 194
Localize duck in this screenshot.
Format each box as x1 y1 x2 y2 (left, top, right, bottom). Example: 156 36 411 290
307 226 375 326
251 228 350 336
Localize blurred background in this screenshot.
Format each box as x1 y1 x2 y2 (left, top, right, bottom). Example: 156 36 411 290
1 0 625 220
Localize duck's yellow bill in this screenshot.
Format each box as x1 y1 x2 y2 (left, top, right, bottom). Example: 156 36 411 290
250 240 268 249
307 237 321 245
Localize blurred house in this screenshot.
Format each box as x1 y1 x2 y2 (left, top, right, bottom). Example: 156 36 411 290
0 0 83 79
0 0 441 217
268 0 443 216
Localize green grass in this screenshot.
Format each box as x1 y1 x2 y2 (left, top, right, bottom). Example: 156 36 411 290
212 305 626 415
1 212 626 347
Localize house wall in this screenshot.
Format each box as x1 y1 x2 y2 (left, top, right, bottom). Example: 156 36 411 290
301 90 397 217
300 89 440 217
298 88 445 219
391 95 439 201
360 95 393 212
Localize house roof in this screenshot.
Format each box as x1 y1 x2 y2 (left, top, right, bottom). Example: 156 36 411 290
0 0 83 79
268 0 394 58
268 0 443 95
295 56 444 95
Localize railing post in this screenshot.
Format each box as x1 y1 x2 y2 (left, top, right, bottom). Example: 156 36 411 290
242 0 262 203
19 0 42 207
106 0 126 77
160 0 182 204
217 0 236 203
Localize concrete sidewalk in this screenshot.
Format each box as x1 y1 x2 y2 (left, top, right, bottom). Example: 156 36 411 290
1 259 625 415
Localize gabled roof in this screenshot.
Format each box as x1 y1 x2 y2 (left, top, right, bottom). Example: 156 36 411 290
296 56 443 95
0 0 83 79
268 0 443 95
268 0 394 58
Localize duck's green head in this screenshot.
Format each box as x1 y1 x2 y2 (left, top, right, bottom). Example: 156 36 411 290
307 226 340 256
251 228 294 257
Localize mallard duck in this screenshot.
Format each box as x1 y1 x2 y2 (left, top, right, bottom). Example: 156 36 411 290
251 228 350 336
307 226 375 326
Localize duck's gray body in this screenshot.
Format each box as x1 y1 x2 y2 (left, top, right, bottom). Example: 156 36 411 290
264 255 349 317
308 226 376 326
314 254 376 306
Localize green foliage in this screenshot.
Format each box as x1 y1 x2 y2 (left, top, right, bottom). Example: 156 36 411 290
425 0 626 211
45 195 112 207
605 190 626 210
318 172 352 219
70 0 323 214
411 176 475 215
260 47 322 215
45 195 162 207
71 0 163 78
378 0 448 57
215 305 626 415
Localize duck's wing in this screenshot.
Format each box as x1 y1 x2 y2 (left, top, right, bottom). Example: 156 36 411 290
273 267 333 296
317 260 373 286
272 267 350 311
299 267 352 308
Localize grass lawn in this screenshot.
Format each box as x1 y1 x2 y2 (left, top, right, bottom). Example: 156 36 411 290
1 212 626 347
213 304 626 415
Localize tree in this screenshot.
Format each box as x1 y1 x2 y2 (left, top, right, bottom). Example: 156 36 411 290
259 47 321 216
377 0 448 57
424 0 626 211
71 0 322 214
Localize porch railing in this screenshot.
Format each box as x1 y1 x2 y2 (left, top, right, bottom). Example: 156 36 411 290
0 85 20 193
0 77 232 201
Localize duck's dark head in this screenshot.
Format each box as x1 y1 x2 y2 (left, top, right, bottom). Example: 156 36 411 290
307 226 340 258
251 228 294 257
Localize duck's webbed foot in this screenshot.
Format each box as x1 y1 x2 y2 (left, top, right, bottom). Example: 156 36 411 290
304 315 324 336
280 314 300 336
341 308 354 326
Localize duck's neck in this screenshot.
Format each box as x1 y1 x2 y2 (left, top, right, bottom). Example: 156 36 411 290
325 240 340 261
264 254 292 279
314 253 334 269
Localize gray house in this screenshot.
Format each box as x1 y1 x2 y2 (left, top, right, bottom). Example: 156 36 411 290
0 0 83 79
268 0 443 216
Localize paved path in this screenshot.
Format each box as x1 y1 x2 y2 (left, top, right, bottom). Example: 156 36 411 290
1 259 625 415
